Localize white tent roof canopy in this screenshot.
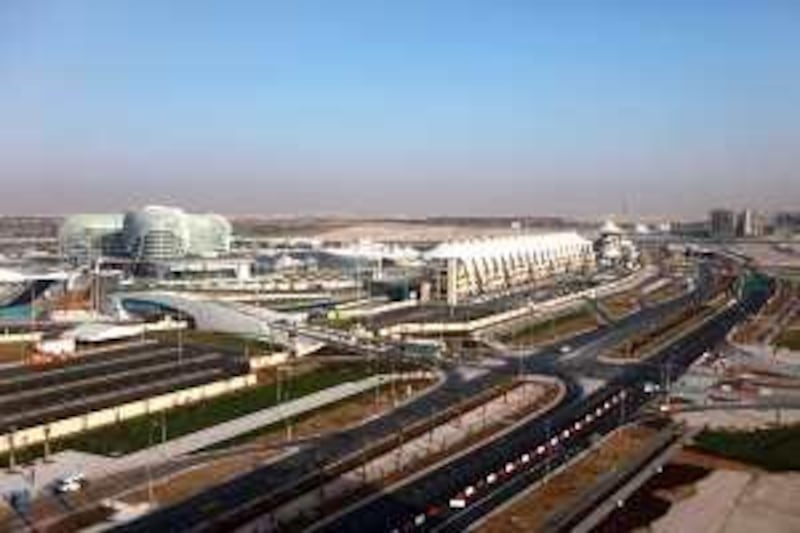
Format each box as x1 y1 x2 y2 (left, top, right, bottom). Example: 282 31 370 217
600 220 623 235
424 232 591 261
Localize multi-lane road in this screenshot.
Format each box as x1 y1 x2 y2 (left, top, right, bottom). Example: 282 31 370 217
113 259 764 533
318 278 768 532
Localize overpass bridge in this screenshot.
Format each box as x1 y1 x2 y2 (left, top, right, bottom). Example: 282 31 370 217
110 291 419 360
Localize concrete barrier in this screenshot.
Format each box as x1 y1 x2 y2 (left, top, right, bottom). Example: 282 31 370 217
336 299 419 320
249 352 291 369
0 331 43 344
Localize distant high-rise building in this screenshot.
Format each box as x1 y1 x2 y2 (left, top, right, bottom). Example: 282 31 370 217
710 209 737 239
774 211 800 234
737 209 765 237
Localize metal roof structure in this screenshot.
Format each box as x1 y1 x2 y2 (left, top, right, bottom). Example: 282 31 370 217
424 232 591 261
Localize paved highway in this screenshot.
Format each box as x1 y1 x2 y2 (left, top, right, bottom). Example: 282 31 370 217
315 272 769 532
114 263 734 533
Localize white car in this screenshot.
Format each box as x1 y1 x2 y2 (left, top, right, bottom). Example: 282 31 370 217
54 473 87 494
504 462 516 474
573 421 583 431
521 453 531 464
414 513 426 526
559 345 572 354
486 473 498 485
561 429 571 439
464 485 476 498
549 436 559 447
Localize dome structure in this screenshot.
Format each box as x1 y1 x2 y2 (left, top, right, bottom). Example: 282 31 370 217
600 220 623 235
122 205 231 261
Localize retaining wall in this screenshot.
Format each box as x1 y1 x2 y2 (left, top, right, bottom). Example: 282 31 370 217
0 374 256 455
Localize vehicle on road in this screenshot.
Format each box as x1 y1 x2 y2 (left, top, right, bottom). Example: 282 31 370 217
54 473 87 494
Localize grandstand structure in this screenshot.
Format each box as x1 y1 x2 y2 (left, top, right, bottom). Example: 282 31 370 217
425 232 595 305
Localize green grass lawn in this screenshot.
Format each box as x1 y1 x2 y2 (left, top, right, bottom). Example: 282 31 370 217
2 363 375 463
152 330 283 354
692 425 800 471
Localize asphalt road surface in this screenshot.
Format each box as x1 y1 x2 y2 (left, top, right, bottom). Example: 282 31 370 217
316 275 769 532
114 262 745 533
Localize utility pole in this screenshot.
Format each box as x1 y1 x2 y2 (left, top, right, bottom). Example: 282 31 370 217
177 311 183 365
146 420 155 504
284 366 293 442
373 356 380 413
43 426 51 463
544 420 552 483
7 428 16 472
275 366 281 405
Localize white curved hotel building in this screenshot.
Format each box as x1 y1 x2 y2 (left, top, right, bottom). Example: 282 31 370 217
60 206 232 264
425 232 595 305
122 206 231 261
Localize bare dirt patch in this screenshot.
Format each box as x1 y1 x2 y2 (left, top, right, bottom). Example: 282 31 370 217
0 341 30 363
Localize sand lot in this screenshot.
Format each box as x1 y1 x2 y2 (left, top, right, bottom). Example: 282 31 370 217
675 409 800 430
650 470 800 533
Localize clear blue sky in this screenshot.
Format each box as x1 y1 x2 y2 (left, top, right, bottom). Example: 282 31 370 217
1 0 798 217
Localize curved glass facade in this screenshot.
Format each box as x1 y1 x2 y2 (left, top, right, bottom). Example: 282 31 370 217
60 206 231 263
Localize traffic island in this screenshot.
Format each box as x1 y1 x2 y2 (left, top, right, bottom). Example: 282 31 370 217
599 296 730 365
494 307 600 349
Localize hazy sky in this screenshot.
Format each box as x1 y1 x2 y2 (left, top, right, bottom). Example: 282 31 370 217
1 1 799 218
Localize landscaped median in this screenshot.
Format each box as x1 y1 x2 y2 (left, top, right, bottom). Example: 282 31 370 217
599 294 733 364
376 266 659 337
494 306 599 349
